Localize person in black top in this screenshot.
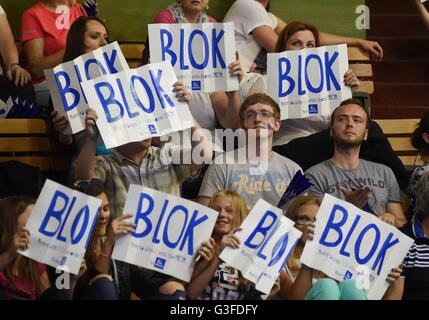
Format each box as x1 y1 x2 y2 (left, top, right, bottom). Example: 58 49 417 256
398 172 429 299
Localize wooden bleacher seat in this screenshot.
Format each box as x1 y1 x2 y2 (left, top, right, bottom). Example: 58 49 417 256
120 42 145 69
373 118 423 167
347 47 374 95
0 118 70 172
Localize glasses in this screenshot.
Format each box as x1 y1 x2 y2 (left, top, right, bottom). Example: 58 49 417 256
74 178 104 193
294 215 316 223
243 110 276 121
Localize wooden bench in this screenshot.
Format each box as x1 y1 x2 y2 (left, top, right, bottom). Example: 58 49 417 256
0 118 70 172
373 118 423 167
347 47 374 96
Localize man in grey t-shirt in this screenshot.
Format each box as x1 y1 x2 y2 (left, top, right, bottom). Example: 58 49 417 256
305 98 406 227
198 93 302 208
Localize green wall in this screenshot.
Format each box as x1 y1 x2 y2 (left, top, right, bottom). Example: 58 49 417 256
2 0 365 42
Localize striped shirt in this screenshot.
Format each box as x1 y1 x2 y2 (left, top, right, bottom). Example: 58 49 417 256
401 218 429 300
95 146 191 218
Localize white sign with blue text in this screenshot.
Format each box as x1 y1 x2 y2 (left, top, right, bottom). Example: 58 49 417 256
80 61 194 149
300 194 414 300
18 179 101 275
44 42 129 134
267 44 352 120
112 185 218 282
148 23 239 93
220 199 302 295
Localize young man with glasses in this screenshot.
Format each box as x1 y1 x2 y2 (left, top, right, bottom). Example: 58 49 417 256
305 98 407 228
198 93 302 208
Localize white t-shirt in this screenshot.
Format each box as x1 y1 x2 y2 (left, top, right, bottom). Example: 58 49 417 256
223 0 276 51
0 5 5 15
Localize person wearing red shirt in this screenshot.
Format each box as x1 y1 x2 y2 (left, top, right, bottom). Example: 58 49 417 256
21 0 85 82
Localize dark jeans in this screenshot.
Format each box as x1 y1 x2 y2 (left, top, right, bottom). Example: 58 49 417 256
81 277 118 300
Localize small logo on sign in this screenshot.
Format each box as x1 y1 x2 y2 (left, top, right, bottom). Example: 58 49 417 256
344 270 353 280
309 104 318 114
148 124 157 134
154 257 166 270
192 81 201 91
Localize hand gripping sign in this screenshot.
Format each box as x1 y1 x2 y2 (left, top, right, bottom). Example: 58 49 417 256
148 22 239 93
267 44 352 120
112 185 218 282
44 42 129 134
18 179 101 275
300 194 414 300
220 199 302 295
80 61 194 149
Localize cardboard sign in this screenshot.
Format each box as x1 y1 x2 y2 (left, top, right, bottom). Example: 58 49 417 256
18 179 101 275
220 199 302 294
112 185 218 282
80 61 194 149
300 194 414 300
44 42 129 134
267 44 352 120
149 23 239 92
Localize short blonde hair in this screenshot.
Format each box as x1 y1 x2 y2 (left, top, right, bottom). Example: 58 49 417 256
208 190 248 229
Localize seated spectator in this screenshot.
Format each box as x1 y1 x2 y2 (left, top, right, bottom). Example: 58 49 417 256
188 189 280 299
0 196 82 299
271 21 359 146
73 179 136 300
279 195 403 300
0 5 36 118
74 94 212 299
305 98 407 227
399 172 429 300
198 93 302 208
50 16 111 184
21 0 85 82
261 21 408 190
408 111 429 218
224 0 383 75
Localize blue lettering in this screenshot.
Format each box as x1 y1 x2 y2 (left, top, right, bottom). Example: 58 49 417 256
245 211 278 249
179 29 189 70
325 51 341 90
103 49 119 73
305 54 324 93
130 75 155 113
152 200 169 244
163 205 189 249
160 29 177 67
212 28 226 68
116 78 138 119
298 55 306 96
179 209 208 256
54 71 80 112
319 204 348 247
149 69 174 109
257 222 280 260
188 30 209 70
339 215 361 257
74 65 88 104
39 191 69 237
70 205 90 244
94 81 124 123
132 193 154 238
56 196 76 242
278 57 294 97
354 223 380 265
372 233 399 275
84 58 107 80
